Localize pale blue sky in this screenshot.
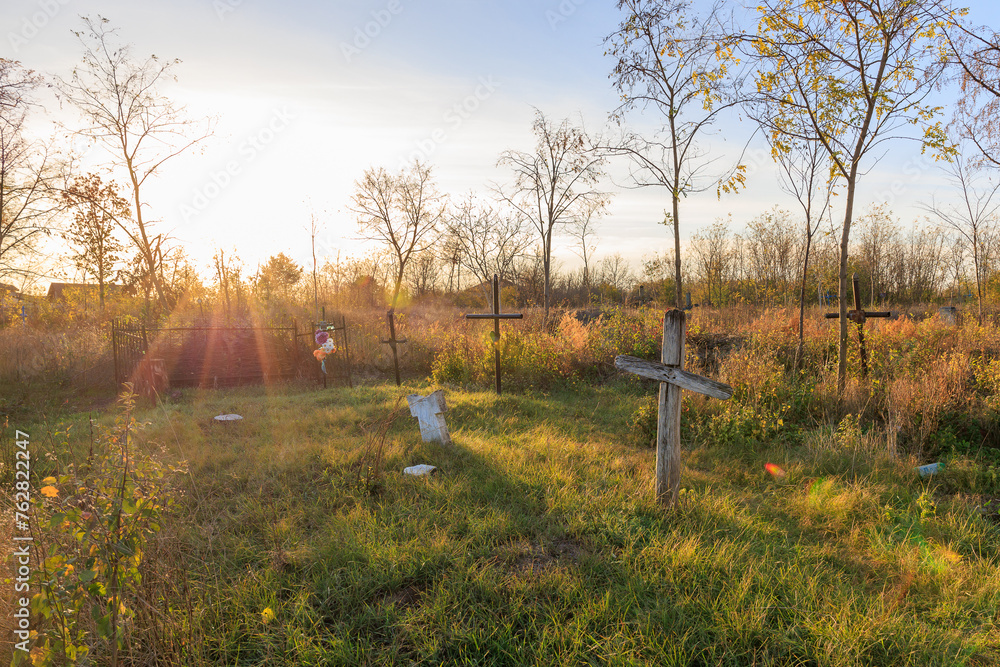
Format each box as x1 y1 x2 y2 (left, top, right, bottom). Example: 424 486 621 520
4 0 999 283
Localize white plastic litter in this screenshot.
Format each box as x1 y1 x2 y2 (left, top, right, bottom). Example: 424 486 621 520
214 414 243 422
403 464 437 476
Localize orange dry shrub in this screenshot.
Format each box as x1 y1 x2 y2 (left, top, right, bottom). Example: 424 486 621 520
887 351 972 453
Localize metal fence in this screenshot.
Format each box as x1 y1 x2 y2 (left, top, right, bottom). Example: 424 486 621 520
111 321 300 388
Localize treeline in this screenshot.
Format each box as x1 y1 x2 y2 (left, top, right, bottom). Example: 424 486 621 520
686 203 979 309
5 2 1000 354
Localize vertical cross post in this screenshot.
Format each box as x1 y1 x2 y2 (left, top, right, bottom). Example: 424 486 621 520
659 309 685 506
824 273 891 378
381 310 407 387
852 273 869 377
464 274 523 395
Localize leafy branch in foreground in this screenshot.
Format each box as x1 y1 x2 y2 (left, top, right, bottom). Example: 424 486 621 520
22 387 187 666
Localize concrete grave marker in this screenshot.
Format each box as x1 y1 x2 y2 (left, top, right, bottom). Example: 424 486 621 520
407 389 451 444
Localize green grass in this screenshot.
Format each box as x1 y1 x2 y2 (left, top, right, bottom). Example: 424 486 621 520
6 380 1000 665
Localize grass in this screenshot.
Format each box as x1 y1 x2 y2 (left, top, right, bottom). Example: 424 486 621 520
5 378 999 665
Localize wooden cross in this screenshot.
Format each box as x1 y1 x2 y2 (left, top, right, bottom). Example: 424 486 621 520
381 310 407 386
464 274 523 395
615 309 733 508
824 273 891 378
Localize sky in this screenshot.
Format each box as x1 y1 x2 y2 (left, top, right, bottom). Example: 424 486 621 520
5 0 1000 287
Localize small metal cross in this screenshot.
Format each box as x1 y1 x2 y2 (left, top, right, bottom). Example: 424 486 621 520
381 310 407 386
824 273 891 378
464 274 523 395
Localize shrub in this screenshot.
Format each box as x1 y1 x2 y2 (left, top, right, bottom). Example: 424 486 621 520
22 388 187 665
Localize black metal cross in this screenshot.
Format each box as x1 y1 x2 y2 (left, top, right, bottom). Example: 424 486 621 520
464 274 523 395
824 273 891 378
381 310 407 386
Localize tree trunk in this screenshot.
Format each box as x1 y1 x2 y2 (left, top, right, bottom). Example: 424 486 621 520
838 173 860 397
796 230 812 369
126 159 172 313
673 194 682 310
543 227 553 323
973 235 983 325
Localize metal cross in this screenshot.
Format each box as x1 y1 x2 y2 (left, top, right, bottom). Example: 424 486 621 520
464 274 523 395
381 310 407 386
824 273 891 378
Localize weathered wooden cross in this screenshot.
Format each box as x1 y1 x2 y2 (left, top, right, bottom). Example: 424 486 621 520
615 309 733 508
381 310 407 386
464 274 523 395
823 273 891 378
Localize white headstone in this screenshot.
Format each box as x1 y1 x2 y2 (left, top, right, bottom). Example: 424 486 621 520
406 390 451 444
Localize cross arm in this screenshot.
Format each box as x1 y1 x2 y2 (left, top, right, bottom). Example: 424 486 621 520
824 311 892 320
465 314 524 319
615 355 733 400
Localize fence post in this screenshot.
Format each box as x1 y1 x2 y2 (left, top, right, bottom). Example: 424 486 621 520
656 310 686 507
112 320 120 386
341 314 353 389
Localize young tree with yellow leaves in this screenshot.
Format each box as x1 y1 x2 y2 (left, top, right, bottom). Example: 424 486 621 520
603 0 748 309
751 0 959 395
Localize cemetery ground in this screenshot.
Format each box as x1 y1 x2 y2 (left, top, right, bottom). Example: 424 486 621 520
2 307 1000 665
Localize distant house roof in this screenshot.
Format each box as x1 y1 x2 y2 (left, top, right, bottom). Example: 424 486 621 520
47 282 125 300
0 283 18 294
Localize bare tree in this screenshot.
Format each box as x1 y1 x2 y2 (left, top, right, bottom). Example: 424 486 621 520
496 110 607 322
943 22 1000 168
855 203 900 307
404 250 441 298
921 153 1000 323
444 193 531 303
597 252 635 302
741 207 798 306
213 248 245 322
690 216 733 307
308 214 321 319
604 0 747 308
351 160 443 309
0 59 63 281
891 223 946 304
762 120 837 364
58 16 212 311
569 198 604 303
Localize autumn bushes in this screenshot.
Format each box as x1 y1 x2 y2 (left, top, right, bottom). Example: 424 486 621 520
6 300 1000 466
428 308 663 390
